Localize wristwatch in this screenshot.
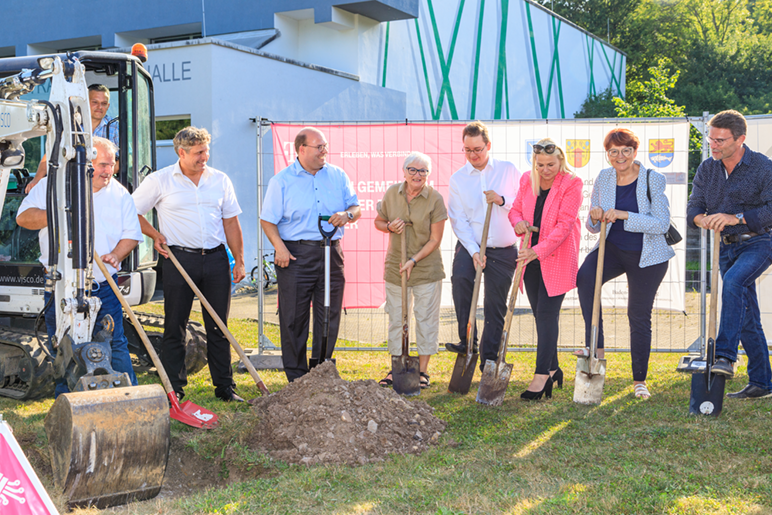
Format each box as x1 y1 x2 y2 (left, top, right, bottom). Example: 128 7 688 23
736 213 744 224
346 211 354 221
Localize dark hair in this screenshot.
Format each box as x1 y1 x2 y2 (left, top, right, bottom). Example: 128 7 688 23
88 84 110 95
708 110 747 139
462 120 490 145
603 128 639 151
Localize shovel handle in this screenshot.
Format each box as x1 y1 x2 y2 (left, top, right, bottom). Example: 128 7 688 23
163 244 270 396
399 222 413 358
93 254 175 395
495 225 538 365
465 202 494 346
708 230 721 341
589 219 608 358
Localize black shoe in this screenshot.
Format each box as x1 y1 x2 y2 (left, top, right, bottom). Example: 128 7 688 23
712 358 734 378
550 367 564 389
220 392 245 403
521 377 554 401
726 384 772 399
445 341 478 355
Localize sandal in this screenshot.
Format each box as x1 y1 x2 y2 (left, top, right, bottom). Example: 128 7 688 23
379 372 393 387
419 372 431 389
634 383 651 399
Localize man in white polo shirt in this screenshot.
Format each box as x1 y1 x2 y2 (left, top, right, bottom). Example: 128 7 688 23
16 137 142 397
446 121 520 370
133 126 246 402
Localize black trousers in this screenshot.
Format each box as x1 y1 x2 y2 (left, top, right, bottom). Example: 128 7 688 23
576 241 668 381
451 242 517 369
275 240 345 382
162 246 235 399
523 260 566 375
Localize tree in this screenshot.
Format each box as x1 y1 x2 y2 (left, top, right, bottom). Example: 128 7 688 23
613 59 687 117
574 87 617 118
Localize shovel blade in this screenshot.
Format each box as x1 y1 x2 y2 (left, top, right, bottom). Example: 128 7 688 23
448 352 478 395
309 357 337 369
573 356 606 405
689 371 725 417
476 359 513 406
170 394 219 429
391 355 421 397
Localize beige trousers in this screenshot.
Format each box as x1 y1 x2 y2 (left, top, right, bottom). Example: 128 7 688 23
384 280 442 356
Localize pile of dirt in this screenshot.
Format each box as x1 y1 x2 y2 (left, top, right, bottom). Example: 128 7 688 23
247 361 446 466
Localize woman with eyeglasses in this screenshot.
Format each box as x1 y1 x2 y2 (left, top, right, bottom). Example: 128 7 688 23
508 138 583 400
374 152 447 389
576 128 675 399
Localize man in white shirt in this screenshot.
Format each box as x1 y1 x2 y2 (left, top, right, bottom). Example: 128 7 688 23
446 121 521 369
133 127 246 402
17 137 142 397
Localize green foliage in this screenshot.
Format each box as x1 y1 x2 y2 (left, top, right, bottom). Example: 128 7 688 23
156 118 190 141
613 59 687 118
574 87 617 119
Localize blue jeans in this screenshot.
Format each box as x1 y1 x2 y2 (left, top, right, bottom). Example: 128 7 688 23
716 233 772 391
45 274 138 397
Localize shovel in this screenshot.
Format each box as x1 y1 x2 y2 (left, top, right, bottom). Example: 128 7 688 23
574 219 608 405
477 225 538 406
163 244 271 401
94 254 219 429
308 215 340 369
448 202 494 395
689 230 725 416
392 222 420 396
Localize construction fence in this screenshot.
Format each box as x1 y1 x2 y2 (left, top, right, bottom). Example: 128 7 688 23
251 116 772 356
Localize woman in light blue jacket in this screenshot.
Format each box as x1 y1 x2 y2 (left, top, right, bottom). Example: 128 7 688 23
575 128 675 399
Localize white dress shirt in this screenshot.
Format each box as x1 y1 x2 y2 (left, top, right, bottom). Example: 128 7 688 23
448 156 521 256
133 161 242 249
18 177 143 282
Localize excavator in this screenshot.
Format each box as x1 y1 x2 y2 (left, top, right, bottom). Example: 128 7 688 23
0 49 193 509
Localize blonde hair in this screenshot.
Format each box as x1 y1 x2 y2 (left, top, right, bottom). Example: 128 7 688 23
173 126 211 156
531 138 574 197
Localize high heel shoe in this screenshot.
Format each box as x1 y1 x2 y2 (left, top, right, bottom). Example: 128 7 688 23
550 367 564 390
520 376 554 401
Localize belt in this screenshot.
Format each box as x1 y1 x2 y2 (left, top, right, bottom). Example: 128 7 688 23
722 232 760 245
284 239 340 247
169 244 225 255
721 232 759 245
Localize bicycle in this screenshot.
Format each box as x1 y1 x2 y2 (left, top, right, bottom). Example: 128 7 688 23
251 253 277 290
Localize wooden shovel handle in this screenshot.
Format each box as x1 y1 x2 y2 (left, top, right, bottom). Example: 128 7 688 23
163 244 270 396
401 224 409 357
93 254 175 395
589 219 607 357
465 202 494 344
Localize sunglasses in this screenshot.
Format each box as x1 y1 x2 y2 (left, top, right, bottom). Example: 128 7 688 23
533 144 557 154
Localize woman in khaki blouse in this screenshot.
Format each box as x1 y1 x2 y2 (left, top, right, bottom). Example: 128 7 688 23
374 152 448 388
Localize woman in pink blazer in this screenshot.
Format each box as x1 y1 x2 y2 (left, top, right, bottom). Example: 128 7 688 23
509 138 583 400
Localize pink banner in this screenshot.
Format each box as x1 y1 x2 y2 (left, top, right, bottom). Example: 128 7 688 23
272 123 467 308
0 427 56 515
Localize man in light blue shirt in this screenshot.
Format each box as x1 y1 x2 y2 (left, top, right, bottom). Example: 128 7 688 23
260 127 360 381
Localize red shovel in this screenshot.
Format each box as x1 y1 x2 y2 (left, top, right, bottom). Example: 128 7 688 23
95 254 219 429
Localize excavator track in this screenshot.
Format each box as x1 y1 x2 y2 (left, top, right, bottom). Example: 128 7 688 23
0 325 55 400
124 312 208 375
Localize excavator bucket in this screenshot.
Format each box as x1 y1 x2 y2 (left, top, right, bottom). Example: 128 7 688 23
44 384 170 509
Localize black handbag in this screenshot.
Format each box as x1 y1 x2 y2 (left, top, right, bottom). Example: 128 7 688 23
646 169 682 246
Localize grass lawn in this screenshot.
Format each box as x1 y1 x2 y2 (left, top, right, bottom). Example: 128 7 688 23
1 312 770 514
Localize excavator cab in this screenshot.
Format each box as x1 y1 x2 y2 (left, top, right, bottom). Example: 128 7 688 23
0 52 169 509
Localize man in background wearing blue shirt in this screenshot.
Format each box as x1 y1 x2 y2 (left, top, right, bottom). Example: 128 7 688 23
260 127 361 381
687 109 772 399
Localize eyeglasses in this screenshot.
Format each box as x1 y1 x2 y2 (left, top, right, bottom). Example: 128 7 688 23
607 147 635 157
533 144 557 154
463 146 486 155
707 136 733 146
406 167 429 176
302 143 329 152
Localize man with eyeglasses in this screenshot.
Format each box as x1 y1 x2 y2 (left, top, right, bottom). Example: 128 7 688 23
260 127 361 382
446 121 521 369
687 109 772 399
